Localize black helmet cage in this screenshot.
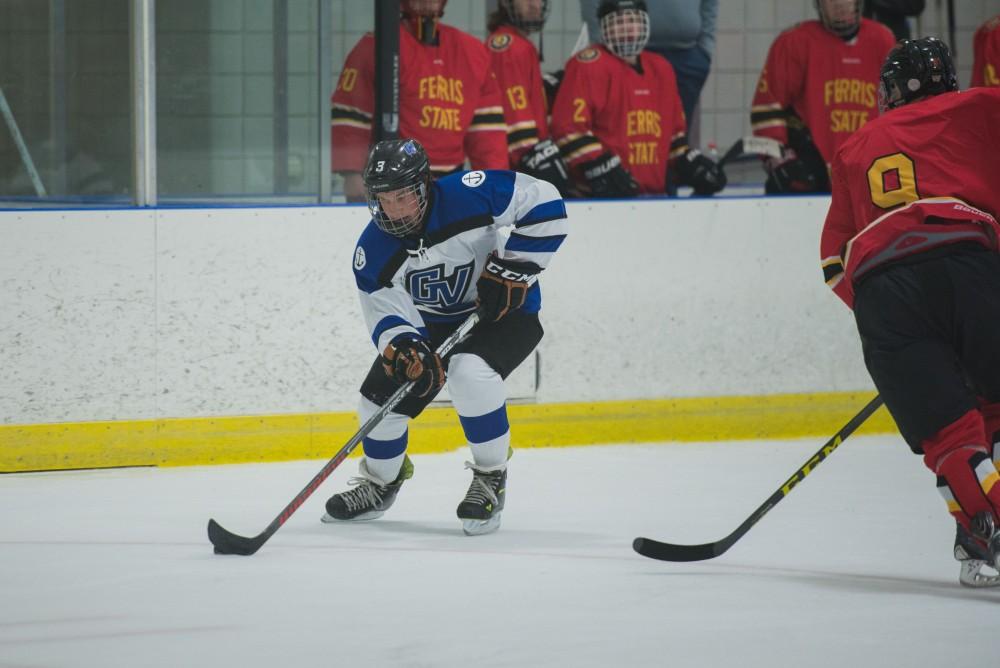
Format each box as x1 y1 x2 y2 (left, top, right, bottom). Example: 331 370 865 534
363 139 432 238
500 0 550 33
598 0 650 58
878 37 958 113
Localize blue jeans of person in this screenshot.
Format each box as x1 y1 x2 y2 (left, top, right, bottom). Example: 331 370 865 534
647 45 711 133
649 45 711 195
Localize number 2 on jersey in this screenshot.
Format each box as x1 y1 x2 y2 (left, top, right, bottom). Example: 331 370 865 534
867 152 919 209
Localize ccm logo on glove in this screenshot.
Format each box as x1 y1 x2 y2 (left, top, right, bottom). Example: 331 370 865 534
476 252 539 322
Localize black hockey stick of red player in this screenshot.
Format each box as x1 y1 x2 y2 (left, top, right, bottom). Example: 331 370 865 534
207 310 482 556
633 394 884 562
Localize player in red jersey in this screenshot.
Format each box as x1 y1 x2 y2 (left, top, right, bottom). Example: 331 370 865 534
971 14 1000 87
550 0 725 198
486 0 572 195
821 37 1000 587
331 0 507 200
751 0 895 193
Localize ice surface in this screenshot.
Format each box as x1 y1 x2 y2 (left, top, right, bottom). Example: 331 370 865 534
2 436 998 667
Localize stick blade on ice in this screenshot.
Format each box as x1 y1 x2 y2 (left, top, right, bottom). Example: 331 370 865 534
207 518 263 556
632 537 727 562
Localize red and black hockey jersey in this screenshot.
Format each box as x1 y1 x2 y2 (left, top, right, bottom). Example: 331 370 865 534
751 19 895 165
331 24 508 174
821 88 1000 308
972 15 1000 87
486 25 550 166
550 45 687 194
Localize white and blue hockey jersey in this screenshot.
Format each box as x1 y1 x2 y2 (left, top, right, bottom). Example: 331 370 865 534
352 170 568 351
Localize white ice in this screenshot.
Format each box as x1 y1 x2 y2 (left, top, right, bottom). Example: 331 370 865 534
2 435 998 668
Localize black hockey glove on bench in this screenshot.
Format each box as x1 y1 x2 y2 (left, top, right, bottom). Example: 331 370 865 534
581 151 639 198
677 148 727 196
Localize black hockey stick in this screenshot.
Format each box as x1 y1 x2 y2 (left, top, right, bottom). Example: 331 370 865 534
207 310 482 556
633 394 884 562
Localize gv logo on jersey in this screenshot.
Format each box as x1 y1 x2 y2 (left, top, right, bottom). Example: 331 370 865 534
407 260 475 309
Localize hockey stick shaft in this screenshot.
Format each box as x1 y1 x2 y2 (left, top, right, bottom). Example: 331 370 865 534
208 310 482 555
633 394 884 562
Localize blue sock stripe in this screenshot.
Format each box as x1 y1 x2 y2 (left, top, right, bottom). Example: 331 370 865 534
363 430 408 459
459 405 510 444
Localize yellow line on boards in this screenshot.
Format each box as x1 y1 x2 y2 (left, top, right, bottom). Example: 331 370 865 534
0 391 895 473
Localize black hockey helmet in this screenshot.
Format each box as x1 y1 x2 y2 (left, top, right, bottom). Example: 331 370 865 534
400 0 446 19
597 0 649 58
597 0 647 19
815 0 860 39
878 37 958 112
363 139 432 238
401 0 447 44
499 0 550 33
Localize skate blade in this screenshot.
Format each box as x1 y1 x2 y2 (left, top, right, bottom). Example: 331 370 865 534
958 559 1000 588
461 513 502 536
321 510 384 523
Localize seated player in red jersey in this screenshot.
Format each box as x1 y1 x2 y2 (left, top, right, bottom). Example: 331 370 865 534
821 37 1000 587
486 0 573 196
330 0 507 200
751 0 895 193
550 0 725 198
971 13 1000 87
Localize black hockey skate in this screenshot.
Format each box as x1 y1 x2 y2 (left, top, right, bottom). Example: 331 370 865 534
955 514 1000 588
456 461 506 536
322 456 413 522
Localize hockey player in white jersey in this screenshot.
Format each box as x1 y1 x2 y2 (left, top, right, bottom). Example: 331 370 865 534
323 138 568 535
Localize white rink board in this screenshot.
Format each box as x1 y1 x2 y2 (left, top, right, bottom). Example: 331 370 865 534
0 196 870 424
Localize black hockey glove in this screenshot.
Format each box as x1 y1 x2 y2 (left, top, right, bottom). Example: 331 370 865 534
518 139 573 196
381 337 445 397
676 149 727 196
765 120 830 194
476 252 539 322
765 152 831 194
581 152 639 198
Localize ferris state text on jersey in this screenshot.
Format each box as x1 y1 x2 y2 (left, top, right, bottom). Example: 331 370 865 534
417 75 465 130
551 45 687 194
751 19 895 162
331 24 507 173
